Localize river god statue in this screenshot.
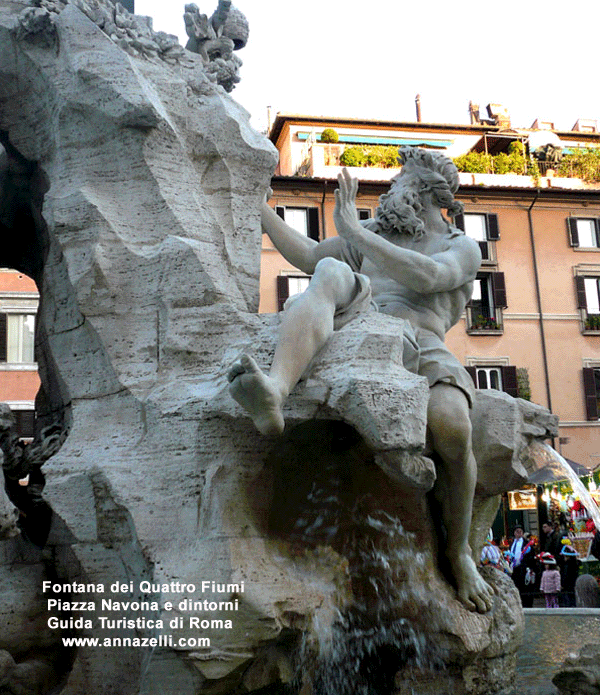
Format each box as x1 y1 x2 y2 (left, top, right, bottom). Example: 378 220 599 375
228 147 494 613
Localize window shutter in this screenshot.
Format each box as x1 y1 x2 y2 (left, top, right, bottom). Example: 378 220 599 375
491 272 507 308
307 208 320 241
485 213 500 240
14 410 35 438
595 219 600 246
465 366 477 387
501 366 519 398
0 313 6 362
575 276 588 309
275 206 285 220
276 276 289 312
477 241 489 261
567 218 579 247
454 213 465 231
582 368 599 420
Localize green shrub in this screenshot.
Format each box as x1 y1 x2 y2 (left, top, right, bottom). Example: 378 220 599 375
508 141 525 155
320 128 339 143
516 368 532 401
557 148 600 182
454 147 539 179
340 146 367 167
453 152 494 174
365 145 399 167
492 153 512 175
340 144 399 168
585 314 600 331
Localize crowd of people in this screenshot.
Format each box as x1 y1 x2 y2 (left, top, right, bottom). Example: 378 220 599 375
480 522 599 608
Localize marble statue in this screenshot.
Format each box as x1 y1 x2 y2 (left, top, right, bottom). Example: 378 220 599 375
184 1 248 92
228 147 494 613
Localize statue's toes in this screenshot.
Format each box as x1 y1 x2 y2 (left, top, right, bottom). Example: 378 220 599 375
226 362 245 383
239 354 260 374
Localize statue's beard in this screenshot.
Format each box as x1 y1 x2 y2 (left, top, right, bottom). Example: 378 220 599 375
374 187 425 238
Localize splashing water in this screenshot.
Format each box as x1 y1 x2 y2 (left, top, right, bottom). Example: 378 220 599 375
267 423 450 694
537 442 600 529
293 495 444 694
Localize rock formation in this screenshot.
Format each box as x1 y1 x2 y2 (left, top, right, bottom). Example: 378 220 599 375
553 643 600 695
0 2 559 694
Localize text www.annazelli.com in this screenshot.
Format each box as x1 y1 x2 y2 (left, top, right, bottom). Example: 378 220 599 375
61 635 208 648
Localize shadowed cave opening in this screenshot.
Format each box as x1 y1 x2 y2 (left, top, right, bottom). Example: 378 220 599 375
0 132 71 547
258 420 445 695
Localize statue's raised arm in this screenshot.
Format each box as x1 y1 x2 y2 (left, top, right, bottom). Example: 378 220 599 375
261 199 344 275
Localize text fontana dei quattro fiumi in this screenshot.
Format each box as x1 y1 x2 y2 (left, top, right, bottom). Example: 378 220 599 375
42 580 244 647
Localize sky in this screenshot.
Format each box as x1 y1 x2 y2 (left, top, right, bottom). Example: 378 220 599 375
136 0 600 135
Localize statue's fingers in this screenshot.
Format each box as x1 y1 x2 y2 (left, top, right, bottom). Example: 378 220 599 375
345 171 357 203
337 171 349 204
340 167 357 201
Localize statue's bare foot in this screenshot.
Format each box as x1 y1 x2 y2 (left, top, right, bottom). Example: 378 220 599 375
227 354 285 436
449 549 495 613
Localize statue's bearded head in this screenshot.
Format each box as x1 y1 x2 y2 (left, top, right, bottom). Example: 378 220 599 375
373 147 464 238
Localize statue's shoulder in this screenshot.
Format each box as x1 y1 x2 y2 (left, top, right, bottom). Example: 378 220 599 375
448 226 478 249
446 228 483 266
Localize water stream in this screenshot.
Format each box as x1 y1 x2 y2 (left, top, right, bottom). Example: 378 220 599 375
538 442 600 529
270 425 447 695
295 508 445 695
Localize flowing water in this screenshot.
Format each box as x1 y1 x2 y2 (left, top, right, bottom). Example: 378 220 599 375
296 511 444 695
275 433 447 695
538 442 600 529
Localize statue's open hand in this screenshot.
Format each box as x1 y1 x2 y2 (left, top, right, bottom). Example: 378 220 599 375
334 168 363 241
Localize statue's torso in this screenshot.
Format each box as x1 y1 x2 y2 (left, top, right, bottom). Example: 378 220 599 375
342 228 476 339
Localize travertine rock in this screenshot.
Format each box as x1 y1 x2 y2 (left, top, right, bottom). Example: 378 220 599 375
553 643 600 695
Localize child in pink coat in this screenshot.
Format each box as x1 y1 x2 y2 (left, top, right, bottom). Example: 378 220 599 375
538 552 561 608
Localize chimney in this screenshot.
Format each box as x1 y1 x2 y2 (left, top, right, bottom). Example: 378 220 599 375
469 101 480 125
415 94 422 123
531 118 555 131
487 103 511 128
572 118 598 133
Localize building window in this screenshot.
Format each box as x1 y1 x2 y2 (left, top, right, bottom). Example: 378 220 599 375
0 313 35 363
466 365 519 397
475 366 503 390
575 275 600 331
582 368 600 420
568 218 600 248
467 272 506 332
358 208 372 221
275 206 320 241
276 275 311 312
454 213 499 261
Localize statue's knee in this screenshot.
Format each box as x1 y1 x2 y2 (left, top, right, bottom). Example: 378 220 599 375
312 257 356 297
